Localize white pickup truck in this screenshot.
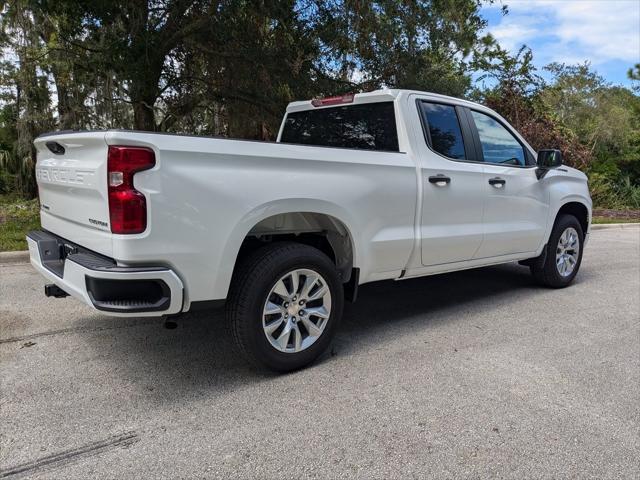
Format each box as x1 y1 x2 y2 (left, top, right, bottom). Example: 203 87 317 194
29 89 591 371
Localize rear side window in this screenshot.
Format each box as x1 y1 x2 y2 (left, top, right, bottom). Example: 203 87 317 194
419 102 466 160
280 102 399 152
470 110 526 166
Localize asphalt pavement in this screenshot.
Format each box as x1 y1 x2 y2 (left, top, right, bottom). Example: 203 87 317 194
1 227 639 479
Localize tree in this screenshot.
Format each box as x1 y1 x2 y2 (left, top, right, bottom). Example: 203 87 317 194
46 0 217 131
628 63 640 92
180 0 326 139
313 0 499 97
5 0 636 203
542 63 640 165
0 1 55 196
476 47 592 170
475 45 542 130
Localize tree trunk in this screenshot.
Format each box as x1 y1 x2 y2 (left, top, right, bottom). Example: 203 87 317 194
128 54 161 130
127 47 163 131
54 79 74 130
133 97 157 131
38 15 77 130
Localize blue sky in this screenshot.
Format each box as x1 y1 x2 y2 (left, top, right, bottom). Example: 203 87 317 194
480 0 640 88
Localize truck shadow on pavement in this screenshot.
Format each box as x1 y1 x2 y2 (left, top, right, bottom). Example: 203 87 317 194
92 262 590 398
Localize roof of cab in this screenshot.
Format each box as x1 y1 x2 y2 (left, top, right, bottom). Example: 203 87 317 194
285 88 483 113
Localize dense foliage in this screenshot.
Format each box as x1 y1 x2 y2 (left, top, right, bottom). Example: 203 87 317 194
475 47 640 209
0 0 638 208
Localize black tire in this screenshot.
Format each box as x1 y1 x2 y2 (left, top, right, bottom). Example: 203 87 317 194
226 242 344 372
530 214 584 288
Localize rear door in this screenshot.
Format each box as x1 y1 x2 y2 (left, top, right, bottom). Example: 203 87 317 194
465 109 549 258
414 99 485 266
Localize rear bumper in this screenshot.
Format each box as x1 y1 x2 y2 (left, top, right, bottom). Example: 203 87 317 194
27 230 183 317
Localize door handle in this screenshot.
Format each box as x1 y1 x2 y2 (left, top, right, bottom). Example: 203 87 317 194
428 175 451 187
488 177 506 188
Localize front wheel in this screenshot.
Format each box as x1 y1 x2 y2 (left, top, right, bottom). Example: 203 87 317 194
226 242 344 372
530 214 584 288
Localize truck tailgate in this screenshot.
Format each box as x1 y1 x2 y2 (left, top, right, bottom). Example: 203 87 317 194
34 133 113 257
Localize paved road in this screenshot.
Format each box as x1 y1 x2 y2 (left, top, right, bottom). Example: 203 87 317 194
1 228 639 479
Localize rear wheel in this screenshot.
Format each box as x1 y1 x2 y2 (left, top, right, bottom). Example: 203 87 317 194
227 242 343 372
530 214 584 288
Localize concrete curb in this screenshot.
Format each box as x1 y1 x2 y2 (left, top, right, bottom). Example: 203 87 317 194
591 223 640 230
0 250 30 264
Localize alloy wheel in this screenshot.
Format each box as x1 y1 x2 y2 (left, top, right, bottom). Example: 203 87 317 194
262 268 332 353
556 227 580 277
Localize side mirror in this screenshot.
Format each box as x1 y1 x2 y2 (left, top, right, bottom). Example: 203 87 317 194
536 149 563 179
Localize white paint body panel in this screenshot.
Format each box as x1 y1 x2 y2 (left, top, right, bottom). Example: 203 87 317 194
32 89 592 316
403 95 486 265
478 163 549 258
35 133 114 255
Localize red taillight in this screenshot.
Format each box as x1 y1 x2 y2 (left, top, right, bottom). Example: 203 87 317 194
107 146 155 234
311 93 355 107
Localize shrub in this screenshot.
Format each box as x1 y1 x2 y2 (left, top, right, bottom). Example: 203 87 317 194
0 196 41 251
589 173 640 209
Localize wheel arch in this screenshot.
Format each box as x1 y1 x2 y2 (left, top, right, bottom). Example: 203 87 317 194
554 200 590 236
214 199 360 300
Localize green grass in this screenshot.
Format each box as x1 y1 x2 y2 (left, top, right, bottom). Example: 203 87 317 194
592 216 640 224
0 195 40 252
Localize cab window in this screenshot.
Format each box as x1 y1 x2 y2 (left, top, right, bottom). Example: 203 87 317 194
419 102 466 160
469 110 526 166
280 102 399 152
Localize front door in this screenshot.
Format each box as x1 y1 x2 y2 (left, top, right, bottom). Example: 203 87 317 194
466 109 549 258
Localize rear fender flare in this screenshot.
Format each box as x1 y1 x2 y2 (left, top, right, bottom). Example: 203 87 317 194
213 198 360 299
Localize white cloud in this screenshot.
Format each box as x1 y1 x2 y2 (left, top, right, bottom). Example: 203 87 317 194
489 16 540 52
486 0 640 65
